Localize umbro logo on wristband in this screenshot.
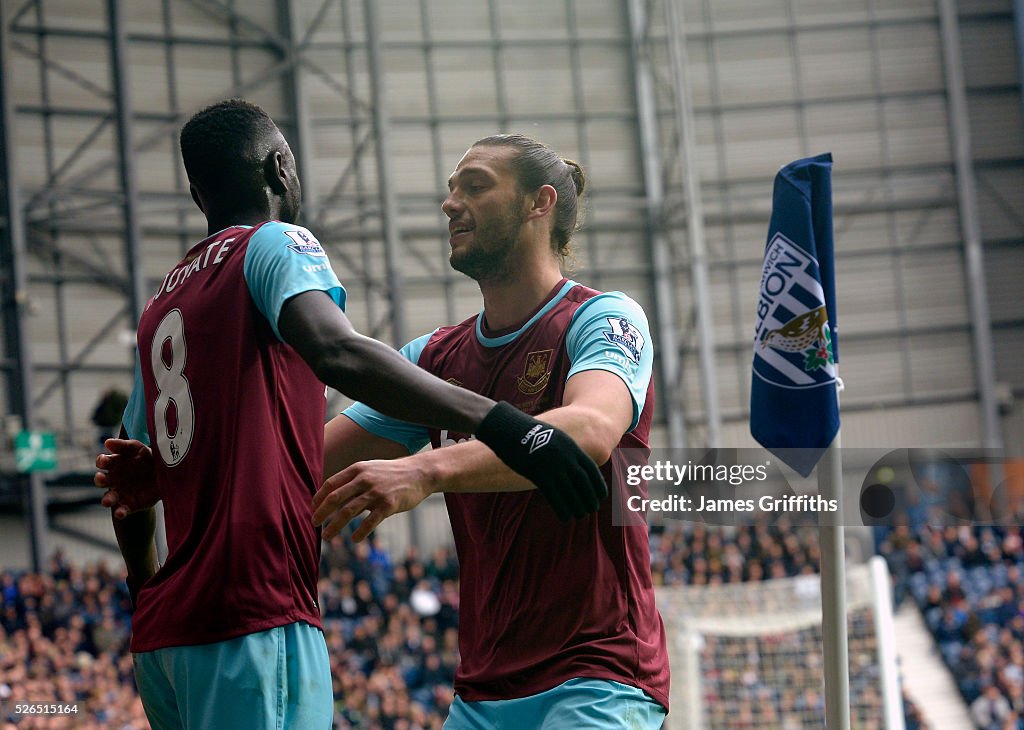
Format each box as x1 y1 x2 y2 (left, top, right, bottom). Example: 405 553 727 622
521 425 555 453
477 402 604 520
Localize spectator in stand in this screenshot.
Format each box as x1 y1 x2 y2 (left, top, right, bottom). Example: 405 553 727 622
973 681 1013 730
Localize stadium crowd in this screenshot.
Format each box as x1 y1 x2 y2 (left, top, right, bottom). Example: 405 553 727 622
881 523 1024 730
1 517 942 729
0 555 147 729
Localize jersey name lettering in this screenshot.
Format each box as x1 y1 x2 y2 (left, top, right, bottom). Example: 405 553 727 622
148 238 234 308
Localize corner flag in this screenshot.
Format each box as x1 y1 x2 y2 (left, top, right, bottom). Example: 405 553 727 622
751 153 839 477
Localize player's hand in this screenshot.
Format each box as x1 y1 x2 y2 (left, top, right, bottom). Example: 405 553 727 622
474 402 607 521
311 458 436 542
94 438 160 519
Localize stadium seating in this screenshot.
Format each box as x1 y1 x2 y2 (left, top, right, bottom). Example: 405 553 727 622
887 525 1024 730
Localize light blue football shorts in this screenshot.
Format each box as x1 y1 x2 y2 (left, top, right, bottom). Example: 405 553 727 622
445 677 667 730
132 621 333 730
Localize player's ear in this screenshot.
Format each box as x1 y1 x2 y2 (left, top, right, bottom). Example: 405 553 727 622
528 184 557 221
264 150 288 195
188 182 207 215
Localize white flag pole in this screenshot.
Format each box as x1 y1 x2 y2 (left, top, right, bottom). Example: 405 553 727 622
818 371 851 730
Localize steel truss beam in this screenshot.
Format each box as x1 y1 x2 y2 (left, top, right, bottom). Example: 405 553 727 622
626 0 688 449
5 0 395 435
937 0 1003 451
0 0 47 569
2 0 1019 562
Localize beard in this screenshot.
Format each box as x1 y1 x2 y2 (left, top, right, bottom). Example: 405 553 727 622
449 201 526 283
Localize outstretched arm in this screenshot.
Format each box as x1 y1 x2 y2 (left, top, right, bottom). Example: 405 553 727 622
281 290 606 518
280 291 494 433
313 369 632 540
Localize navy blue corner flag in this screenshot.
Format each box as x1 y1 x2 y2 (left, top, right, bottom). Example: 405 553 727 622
751 153 839 477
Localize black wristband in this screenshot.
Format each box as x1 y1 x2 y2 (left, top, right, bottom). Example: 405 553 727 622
476 402 539 445
475 402 606 520
476 402 556 468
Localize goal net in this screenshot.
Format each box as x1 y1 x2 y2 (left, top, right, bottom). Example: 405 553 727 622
657 558 903 730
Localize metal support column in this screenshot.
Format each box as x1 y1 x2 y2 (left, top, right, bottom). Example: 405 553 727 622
109 0 167 560
937 0 1004 450
32 0 76 447
363 0 407 349
1015 0 1024 121
279 0 319 224
626 0 688 449
108 0 147 323
665 0 720 447
364 0 416 544
0 7 48 570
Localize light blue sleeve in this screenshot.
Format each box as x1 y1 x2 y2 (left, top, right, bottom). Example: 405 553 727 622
242 221 347 341
566 291 654 432
342 331 437 454
121 355 150 446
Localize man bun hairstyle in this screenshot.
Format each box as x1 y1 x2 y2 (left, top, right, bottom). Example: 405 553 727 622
179 99 279 206
472 134 586 263
564 158 586 199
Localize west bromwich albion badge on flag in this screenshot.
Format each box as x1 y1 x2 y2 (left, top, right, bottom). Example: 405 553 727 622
750 153 839 477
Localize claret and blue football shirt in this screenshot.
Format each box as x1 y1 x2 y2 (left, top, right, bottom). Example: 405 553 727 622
344 279 670 711
122 221 343 652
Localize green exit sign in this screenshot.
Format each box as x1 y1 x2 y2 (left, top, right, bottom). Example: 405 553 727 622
14 431 57 473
